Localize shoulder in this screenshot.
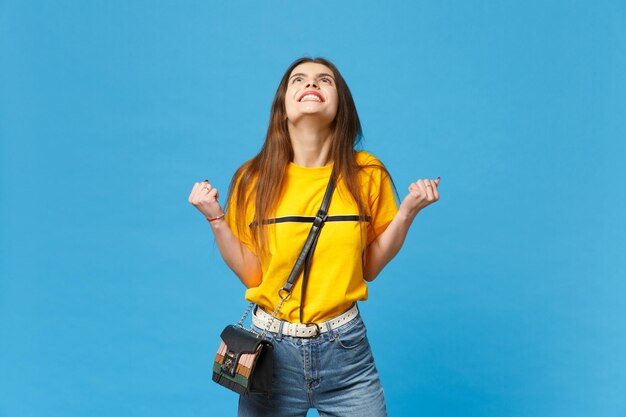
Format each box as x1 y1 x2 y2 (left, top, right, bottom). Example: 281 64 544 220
355 150 386 167
353 151 394 198
355 150 390 177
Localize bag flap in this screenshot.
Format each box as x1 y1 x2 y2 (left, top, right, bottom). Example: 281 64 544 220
220 325 264 354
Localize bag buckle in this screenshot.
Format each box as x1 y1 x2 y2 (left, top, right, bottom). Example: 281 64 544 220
221 350 238 377
312 210 328 228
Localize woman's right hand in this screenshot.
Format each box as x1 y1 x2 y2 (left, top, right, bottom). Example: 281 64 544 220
189 180 261 287
188 180 225 221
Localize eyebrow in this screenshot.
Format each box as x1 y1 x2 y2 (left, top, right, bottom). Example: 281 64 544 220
289 72 336 81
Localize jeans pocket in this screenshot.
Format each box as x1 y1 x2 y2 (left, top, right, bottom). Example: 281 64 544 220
335 320 367 350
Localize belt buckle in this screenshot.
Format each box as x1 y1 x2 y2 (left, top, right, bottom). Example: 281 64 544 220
303 322 321 338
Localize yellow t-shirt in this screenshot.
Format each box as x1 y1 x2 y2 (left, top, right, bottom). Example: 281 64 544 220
225 150 398 323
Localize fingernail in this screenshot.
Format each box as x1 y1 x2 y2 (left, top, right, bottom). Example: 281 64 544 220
436 176 440 181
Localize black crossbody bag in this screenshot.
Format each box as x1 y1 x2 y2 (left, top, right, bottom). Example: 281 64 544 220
212 177 335 396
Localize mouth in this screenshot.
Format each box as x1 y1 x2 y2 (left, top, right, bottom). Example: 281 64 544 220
298 91 324 102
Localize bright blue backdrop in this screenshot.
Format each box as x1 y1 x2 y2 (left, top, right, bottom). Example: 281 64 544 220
1 1 625 416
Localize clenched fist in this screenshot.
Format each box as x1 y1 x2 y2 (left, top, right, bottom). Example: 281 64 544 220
188 180 225 222
399 177 441 218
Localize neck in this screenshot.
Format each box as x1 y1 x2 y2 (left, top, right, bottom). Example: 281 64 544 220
287 120 333 168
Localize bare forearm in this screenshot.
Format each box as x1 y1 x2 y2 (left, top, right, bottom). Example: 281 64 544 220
364 176 441 281
363 211 416 282
188 181 262 287
209 219 262 288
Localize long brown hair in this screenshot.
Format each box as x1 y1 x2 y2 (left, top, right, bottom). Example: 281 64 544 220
227 57 394 255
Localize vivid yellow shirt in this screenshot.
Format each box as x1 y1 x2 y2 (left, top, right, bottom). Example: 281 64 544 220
225 151 398 323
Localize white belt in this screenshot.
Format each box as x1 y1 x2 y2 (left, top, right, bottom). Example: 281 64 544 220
252 304 359 338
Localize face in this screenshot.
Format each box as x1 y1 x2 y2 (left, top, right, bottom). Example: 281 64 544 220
284 62 339 126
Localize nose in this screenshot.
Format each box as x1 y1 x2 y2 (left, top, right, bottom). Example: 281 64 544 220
306 79 319 89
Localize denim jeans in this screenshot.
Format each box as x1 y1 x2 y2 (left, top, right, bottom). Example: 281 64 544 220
238 312 388 417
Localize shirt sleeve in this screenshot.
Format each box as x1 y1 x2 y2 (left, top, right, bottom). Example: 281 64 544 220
364 159 398 245
224 177 257 255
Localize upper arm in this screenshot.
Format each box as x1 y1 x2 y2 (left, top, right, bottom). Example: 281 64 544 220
363 160 398 246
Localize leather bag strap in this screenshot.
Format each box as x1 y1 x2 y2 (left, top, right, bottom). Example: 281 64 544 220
237 175 335 333
279 176 335 297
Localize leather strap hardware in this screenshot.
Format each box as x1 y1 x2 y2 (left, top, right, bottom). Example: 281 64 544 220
303 322 321 337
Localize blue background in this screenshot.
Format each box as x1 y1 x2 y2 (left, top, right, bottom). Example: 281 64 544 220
1 1 625 416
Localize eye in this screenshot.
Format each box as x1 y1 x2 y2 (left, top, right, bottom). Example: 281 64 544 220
320 77 333 84
291 77 303 84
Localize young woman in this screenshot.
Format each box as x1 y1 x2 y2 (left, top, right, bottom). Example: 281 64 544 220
189 57 440 416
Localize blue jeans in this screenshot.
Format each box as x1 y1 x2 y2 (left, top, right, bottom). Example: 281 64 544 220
238 313 388 417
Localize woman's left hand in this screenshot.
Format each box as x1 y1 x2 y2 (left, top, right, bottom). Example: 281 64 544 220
399 177 441 218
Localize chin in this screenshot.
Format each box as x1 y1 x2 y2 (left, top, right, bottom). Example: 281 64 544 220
290 112 335 124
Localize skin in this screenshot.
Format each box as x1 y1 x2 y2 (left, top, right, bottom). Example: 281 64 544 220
284 62 338 167
188 62 440 288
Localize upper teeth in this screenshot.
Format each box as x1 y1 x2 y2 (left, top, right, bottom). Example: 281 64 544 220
301 94 321 102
